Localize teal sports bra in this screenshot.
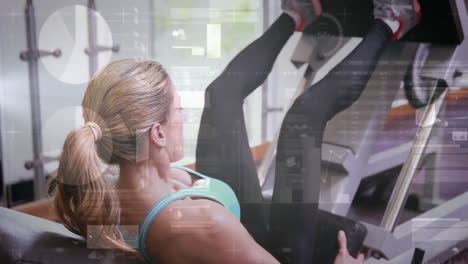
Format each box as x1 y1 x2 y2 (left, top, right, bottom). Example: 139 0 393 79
119 165 241 264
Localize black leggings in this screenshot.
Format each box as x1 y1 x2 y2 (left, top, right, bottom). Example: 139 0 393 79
195 14 392 263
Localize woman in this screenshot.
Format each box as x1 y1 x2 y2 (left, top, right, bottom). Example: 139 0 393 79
50 0 421 263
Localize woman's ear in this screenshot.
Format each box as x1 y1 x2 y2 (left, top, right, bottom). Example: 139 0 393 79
149 123 167 148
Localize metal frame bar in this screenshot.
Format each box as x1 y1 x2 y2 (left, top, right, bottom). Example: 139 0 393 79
20 0 62 200
87 0 98 78
0 111 5 206
85 0 119 78
261 0 270 142
24 0 43 199
380 85 449 232
148 0 155 58
364 191 468 263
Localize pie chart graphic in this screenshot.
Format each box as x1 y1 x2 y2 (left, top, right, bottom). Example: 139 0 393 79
39 5 113 85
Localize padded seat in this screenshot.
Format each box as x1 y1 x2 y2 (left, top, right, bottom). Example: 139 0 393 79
0 206 143 264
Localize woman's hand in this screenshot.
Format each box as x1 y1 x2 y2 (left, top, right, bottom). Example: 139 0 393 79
333 230 365 264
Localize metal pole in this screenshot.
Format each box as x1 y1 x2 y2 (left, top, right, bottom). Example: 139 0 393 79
261 0 270 142
20 0 61 200
87 0 98 78
381 80 448 232
84 0 119 77
24 0 45 200
0 107 4 205
148 0 156 58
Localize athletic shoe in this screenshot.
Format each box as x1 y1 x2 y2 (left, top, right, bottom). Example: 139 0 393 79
374 0 422 40
282 0 323 32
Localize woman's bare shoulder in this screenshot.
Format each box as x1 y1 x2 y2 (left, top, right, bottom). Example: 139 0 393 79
144 198 235 263
149 198 277 263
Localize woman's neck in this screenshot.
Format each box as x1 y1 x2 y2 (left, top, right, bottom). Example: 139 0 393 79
117 160 173 201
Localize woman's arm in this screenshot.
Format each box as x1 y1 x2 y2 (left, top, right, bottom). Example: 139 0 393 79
181 201 279 263
144 198 364 263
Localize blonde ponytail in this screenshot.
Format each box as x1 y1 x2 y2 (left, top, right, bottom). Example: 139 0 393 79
52 123 138 256
50 58 173 258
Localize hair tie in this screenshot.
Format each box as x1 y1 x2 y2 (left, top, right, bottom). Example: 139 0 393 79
86 122 102 141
